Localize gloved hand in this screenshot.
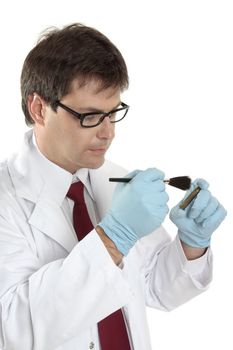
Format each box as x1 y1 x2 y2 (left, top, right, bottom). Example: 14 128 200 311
99 168 169 255
169 178 227 248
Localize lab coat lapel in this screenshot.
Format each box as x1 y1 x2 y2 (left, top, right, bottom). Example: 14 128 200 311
8 130 77 253
89 160 127 220
28 196 77 252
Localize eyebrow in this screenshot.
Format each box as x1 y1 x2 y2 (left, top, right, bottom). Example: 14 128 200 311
78 101 122 113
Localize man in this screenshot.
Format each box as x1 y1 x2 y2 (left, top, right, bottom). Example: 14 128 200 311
0 23 226 350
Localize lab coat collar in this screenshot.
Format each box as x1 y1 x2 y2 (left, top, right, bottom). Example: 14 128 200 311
8 129 95 205
31 132 74 205
7 129 72 205
7 129 95 252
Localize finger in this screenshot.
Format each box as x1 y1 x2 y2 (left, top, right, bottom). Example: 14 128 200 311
188 190 211 219
195 196 219 223
155 204 170 217
144 187 169 207
203 204 227 230
181 178 209 205
151 179 166 192
135 167 165 183
113 170 142 191
169 204 186 221
126 169 142 179
156 190 169 205
193 178 209 190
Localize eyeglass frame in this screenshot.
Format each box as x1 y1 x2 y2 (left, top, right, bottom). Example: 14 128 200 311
55 100 129 128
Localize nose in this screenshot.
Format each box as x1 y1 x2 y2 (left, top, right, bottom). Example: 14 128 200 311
97 116 115 139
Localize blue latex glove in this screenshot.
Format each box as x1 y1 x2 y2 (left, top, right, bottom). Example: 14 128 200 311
169 178 227 248
99 168 169 255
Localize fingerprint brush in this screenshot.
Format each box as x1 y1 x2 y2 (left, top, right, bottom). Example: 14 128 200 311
109 176 191 191
179 186 201 210
163 176 191 190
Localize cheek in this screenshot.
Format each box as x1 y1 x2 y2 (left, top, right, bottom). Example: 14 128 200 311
49 114 96 154
58 118 80 144
68 128 94 153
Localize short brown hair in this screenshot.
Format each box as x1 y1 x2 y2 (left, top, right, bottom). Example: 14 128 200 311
20 23 129 125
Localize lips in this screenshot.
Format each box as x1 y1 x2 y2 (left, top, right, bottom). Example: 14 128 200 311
89 144 109 151
88 147 108 154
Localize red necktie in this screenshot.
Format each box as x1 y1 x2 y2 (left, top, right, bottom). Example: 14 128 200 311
67 182 131 350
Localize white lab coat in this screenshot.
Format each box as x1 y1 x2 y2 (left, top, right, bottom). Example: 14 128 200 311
0 130 212 350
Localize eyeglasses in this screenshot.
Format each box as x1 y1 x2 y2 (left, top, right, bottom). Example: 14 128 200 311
55 100 129 128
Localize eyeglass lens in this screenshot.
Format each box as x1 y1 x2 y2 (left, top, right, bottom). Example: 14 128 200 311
82 109 126 127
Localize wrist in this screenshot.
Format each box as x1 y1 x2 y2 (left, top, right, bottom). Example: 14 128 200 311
180 240 208 260
99 215 134 256
96 225 123 265
178 229 211 249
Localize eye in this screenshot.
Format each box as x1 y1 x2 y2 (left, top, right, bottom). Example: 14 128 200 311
83 113 102 126
86 113 101 121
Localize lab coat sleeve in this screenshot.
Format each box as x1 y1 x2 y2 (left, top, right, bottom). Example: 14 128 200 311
0 214 133 350
134 226 213 311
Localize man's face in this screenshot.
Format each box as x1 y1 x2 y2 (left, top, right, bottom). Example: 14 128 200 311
34 80 120 173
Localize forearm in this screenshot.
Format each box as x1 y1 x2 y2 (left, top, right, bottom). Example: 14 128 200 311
96 225 123 265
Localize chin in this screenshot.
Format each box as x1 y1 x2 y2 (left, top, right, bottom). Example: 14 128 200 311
87 157 105 169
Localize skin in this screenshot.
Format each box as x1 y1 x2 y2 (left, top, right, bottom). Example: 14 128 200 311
28 79 206 264
28 79 118 174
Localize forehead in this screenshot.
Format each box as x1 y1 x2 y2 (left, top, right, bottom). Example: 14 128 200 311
65 79 121 111
70 78 121 99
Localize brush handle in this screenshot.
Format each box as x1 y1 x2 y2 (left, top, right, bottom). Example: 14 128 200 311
109 177 169 183
109 178 180 184
179 186 201 210
109 177 169 184
109 178 132 183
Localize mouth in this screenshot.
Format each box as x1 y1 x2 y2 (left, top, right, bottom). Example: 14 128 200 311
88 147 108 155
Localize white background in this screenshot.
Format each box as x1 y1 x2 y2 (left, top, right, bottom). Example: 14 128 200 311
0 0 232 349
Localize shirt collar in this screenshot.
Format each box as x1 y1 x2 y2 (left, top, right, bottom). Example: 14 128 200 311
73 168 94 200
32 133 94 205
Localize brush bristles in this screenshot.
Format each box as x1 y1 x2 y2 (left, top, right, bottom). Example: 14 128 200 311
168 176 191 190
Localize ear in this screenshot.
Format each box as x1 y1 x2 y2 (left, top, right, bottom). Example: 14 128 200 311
27 93 46 125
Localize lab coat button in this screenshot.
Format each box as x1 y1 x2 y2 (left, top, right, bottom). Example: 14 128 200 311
89 341 94 349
